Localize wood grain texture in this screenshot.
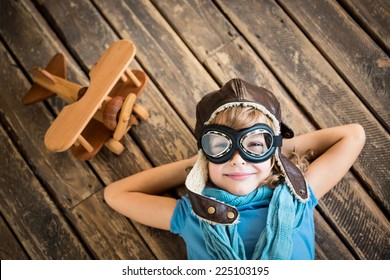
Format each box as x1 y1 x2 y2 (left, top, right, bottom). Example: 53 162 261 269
93 0 219 129
314 212 354 260
0 0 187 259
0 125 90 259
69 191 156 260
339 0 390 53
0 214 29 260
278 0 389 131
153 0 240 63
319 172 390 259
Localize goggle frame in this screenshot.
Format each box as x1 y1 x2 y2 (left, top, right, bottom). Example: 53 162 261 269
199 123 282 164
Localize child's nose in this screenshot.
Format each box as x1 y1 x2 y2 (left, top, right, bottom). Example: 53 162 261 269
230 150 246 166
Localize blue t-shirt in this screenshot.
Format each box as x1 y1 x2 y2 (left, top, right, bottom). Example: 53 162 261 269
170 187 318 260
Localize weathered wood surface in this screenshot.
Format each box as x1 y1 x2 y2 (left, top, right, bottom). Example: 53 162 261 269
0 214 28 260
0 0 388 260
0 123 90 259
0 0 187 260
339 0 390 54
278 0 389 131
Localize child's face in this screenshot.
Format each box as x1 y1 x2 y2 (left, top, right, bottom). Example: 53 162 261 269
208 152 273 196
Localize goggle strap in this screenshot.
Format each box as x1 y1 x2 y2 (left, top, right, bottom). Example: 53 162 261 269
274 135 283 147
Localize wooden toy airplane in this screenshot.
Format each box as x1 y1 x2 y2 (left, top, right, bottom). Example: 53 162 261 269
23 40 149 161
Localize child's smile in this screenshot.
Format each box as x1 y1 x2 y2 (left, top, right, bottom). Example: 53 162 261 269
208 151 273 196
224 172 256 181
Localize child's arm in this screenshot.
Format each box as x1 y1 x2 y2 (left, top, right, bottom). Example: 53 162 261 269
282 124 365 199
104 157 196 230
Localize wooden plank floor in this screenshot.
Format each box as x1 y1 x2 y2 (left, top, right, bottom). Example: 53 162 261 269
0 0 388 260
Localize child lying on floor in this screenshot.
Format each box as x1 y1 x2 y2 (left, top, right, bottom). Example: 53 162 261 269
104 78 365 259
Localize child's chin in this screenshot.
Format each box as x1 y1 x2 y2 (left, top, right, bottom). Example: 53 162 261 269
226 187 256 196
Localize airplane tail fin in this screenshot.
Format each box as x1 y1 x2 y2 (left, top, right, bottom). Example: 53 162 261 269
22 53 66 105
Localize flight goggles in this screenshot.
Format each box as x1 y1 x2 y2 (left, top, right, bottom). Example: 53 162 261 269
199 123 282 164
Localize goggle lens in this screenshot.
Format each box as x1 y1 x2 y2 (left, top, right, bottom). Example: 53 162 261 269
240 130 273 156
201 132 232 158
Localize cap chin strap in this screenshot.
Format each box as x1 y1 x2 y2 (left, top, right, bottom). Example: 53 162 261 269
187 190 239 225
278 152 309 202
185 151 239 225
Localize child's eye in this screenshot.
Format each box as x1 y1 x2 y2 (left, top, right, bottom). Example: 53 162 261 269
245 142 264 154
211 142 229 154
202 133 231 157
242 132 269 154
247 142 263 147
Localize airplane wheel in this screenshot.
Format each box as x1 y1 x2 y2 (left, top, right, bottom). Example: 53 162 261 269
133 104 149 121
105 138 124 155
